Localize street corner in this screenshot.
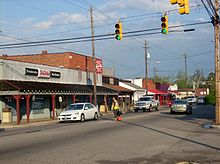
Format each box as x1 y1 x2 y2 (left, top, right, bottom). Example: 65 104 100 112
203 121 220 129
211 123 220 129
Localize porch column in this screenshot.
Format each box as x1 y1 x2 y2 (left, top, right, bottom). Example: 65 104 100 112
89 95 92 103
25 95 31 123
13 95 21 125
51 94 56 119
159 95 163 106
72 95 76 103
104 95 108 112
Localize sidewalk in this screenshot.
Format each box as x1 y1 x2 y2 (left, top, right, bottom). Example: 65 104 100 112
0 118 58 129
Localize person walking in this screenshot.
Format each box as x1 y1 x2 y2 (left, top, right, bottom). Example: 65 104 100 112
111 97 120 121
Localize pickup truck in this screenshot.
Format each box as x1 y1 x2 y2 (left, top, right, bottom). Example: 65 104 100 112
134 96 160 112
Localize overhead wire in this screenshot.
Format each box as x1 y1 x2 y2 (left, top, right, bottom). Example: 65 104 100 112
201 0 214 18
0 20 211 48
206 0 217 16
1 0 213 77
61 0 88 11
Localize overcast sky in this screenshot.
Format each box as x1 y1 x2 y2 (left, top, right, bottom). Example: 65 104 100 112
0 0 217 79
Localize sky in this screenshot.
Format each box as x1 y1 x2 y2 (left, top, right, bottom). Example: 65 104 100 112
0 0 217 80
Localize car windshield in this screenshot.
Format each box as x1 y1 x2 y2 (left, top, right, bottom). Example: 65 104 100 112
173 100 187 105
139 97 151 101
65 104 84 111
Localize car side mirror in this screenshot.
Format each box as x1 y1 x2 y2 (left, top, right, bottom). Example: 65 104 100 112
85 107 89 110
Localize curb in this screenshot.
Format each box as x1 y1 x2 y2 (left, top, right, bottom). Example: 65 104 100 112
0 120 58 129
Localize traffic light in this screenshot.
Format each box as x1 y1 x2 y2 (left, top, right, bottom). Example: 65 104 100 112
161 15 168 34
170 0 190 15
115 22 122 40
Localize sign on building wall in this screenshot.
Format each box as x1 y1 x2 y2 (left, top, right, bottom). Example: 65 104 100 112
25 68 38 76
50 71 61 78
25 67 61 79
95 59 103 73
38 70 50 78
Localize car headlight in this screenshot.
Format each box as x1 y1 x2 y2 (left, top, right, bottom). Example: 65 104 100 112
74 112 79 115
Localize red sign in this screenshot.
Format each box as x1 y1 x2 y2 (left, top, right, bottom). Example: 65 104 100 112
38 69 50 78
95 59 103 73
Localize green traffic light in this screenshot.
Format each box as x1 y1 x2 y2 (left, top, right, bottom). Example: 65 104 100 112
161 29 167 34
116 35 121 40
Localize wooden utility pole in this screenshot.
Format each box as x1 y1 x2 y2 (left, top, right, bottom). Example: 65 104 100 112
90 6 97 106
144 41 149 95
184 54 188 97
214 0 220 125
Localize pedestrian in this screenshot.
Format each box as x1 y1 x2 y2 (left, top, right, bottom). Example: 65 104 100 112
111 97 120 121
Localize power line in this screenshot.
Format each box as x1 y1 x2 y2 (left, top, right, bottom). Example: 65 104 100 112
62 0 88 11
0 20 211 49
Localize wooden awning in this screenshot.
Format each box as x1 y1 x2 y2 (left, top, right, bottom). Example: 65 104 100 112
0 80 118 96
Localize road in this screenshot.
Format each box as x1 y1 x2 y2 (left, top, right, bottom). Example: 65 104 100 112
0 105 219 164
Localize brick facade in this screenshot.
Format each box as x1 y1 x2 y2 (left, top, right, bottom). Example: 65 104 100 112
0 51 100 72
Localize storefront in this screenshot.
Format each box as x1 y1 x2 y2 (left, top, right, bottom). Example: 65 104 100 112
0 52 118 124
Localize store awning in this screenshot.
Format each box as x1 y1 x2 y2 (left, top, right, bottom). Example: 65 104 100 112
148 89 167 95
0 80 118 96
104 84 134 93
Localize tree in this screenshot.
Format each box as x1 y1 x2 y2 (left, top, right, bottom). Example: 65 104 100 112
204 72 215 105
152 75 172 84
174 71 186 89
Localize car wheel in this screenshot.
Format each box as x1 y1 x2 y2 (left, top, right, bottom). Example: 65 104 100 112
81 114 85 122
134 109 138 112
143 109 146 112
148 105 152 112
93 112 98 120
155 105 159 111
170 110 174 114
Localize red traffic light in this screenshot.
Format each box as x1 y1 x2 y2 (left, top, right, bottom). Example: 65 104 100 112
115 24 120 28
161 17 166 22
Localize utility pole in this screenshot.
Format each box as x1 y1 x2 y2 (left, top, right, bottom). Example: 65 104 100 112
214 0 220 125
144 41 149 95
184 54 188 97
90 6 97 106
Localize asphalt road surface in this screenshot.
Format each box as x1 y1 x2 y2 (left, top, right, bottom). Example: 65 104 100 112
0 105 219 164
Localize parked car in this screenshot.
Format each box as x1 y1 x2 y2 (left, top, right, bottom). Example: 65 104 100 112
186 96 197 105
197 96 205 104
170 100 192 114
134 96 160 112
58 103 99 123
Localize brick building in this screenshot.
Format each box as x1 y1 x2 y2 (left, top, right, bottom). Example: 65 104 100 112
0 51 118 124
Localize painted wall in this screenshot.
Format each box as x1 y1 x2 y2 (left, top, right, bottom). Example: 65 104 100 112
0 59 102 86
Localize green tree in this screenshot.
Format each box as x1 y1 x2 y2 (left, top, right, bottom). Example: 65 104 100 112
152 75 172 84
174 71 186 89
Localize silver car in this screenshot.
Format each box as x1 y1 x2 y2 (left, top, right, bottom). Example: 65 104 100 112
170 100 192 114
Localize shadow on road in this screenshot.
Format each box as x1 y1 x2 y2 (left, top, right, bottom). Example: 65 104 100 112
0 128 5 133
160 104 215 126
120 119 220 151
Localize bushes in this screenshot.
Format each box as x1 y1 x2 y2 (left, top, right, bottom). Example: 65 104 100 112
204 93 215 105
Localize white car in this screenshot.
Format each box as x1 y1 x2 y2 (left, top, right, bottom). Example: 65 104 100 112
58 103 99 123
134 96 160 112
186 96 197 105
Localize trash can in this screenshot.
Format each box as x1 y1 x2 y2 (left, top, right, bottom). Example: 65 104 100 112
2 108 12 123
